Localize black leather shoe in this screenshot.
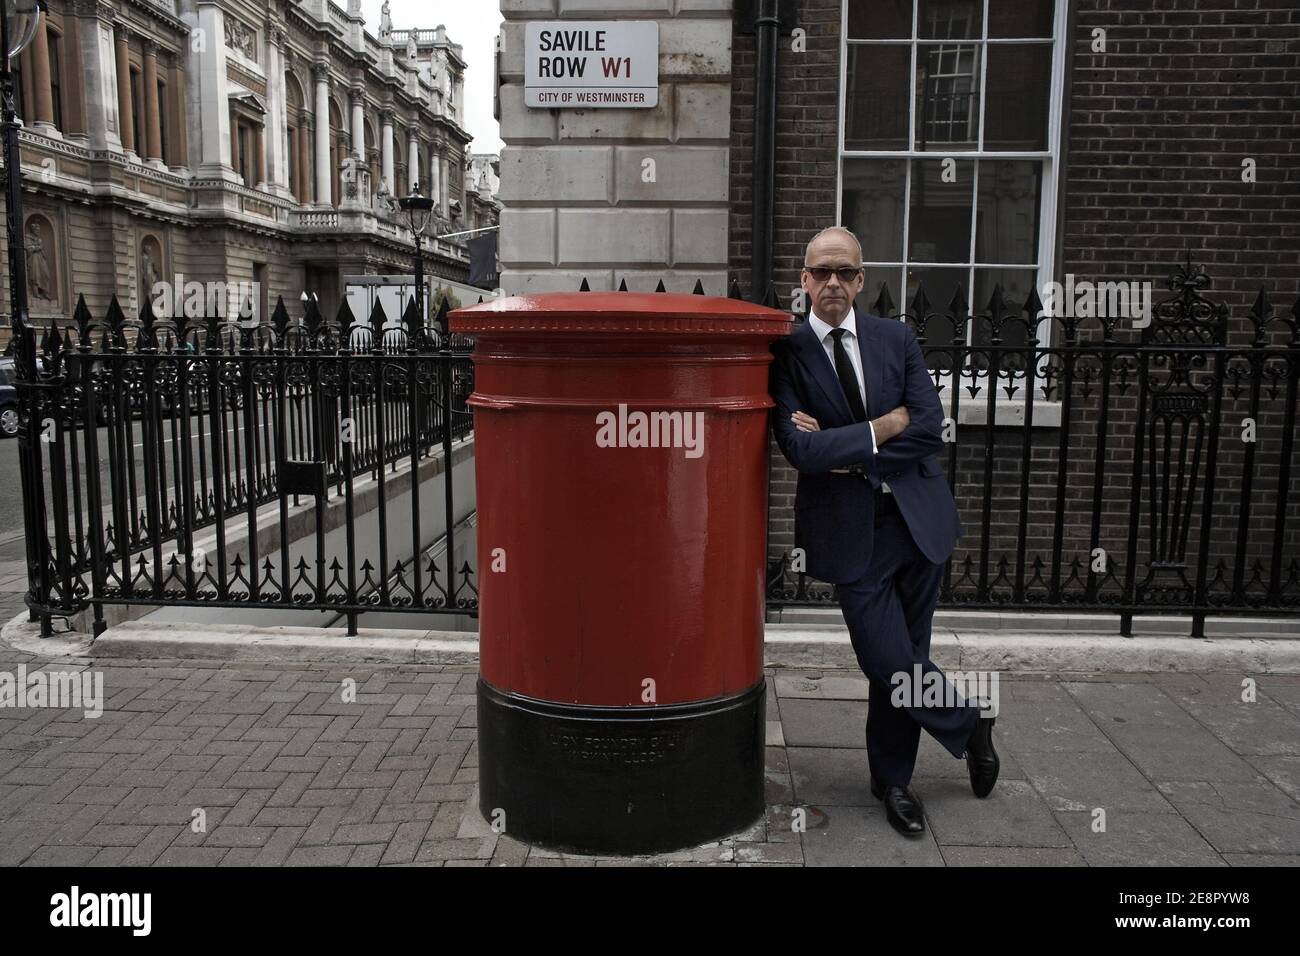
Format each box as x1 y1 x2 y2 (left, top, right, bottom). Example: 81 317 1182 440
870 776 925 836
965 709 1000 798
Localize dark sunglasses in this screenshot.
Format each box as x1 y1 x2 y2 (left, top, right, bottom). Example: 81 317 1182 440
804 265 863 283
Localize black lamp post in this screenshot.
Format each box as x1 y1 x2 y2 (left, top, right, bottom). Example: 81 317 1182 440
2 0 46 343
2 0 50 633
397 182 435 333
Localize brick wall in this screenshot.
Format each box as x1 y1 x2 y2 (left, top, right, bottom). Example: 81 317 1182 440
1064 0 1300 320
737 0 1300 605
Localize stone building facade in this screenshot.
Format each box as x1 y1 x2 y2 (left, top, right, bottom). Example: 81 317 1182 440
497 0 732 295
2 0 499 342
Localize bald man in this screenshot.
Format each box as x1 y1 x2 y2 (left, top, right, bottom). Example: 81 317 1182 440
768 227 999 837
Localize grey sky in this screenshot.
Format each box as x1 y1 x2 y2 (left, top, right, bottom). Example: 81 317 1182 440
359 1 505 154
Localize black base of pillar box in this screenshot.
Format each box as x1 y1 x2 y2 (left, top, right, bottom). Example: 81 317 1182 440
477 677 766 856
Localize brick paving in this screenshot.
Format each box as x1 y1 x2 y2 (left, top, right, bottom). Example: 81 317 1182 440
1 584 1298 866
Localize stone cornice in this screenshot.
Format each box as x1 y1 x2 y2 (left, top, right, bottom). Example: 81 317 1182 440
119 0 189 37
266 17 289 52
69 0 117 23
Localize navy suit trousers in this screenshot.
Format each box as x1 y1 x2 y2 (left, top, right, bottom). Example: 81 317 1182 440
837 509 980 788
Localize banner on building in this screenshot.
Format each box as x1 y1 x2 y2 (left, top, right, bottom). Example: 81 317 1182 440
469 233 500 288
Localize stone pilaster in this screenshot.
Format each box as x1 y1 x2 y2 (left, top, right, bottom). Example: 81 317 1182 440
71 2 122 152
186 0 234 178
264 20 292 197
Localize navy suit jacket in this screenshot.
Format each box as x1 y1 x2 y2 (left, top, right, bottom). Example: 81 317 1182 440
769 308 963 585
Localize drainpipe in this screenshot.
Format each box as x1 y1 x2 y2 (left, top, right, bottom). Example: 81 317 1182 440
749 0 780 304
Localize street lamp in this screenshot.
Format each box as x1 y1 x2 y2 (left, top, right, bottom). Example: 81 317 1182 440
397 182 435 333
2 0 46 339
3 0 47 635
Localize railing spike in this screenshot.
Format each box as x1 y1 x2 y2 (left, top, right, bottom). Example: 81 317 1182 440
335 297 357 332
692 278 705 295
139 295 158 348
1023 283 1044 323
579 277 591 292
271 296 289 342
434 295 451 338
985 283 1006 324
948 283 968 322
400 295 420 340
910 282 930 322
303 295 323 341
873 282 895 318
72 294 93 342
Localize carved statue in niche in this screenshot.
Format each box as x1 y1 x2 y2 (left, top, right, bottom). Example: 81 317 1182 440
140 239 162 312
25 219 55 303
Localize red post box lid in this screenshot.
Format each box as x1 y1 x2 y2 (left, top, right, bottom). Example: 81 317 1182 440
450 292 792 336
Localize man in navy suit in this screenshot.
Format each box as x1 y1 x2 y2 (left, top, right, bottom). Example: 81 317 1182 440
769 226 999 836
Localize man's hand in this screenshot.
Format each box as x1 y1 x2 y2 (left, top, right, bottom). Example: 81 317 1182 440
792 410 821 433
795 406 909 442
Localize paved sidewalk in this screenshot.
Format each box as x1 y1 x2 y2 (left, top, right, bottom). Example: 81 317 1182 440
1 606 1298 866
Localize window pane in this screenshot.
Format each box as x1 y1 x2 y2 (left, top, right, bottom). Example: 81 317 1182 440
908 158 973 263
49 35 62 130
842 159 906 262
848 0 913 40
844 45 909 150
975 160 1042 264
983 43 1052 150
158 83 168 164
918 0 982 39
915 41 980 150
988 0 1055 39
131 73 141 156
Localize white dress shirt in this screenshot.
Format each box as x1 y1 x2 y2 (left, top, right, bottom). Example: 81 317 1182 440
807 307 891 493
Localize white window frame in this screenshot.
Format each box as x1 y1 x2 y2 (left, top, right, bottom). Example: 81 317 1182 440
836 0 1070 400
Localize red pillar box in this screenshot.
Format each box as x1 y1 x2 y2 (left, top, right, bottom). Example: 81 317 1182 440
451 292 791 854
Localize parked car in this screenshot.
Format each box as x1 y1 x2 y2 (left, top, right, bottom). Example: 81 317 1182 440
0 357 17 438
1 355 103 434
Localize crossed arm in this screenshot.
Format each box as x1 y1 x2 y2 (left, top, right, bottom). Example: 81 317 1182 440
770 326 944 477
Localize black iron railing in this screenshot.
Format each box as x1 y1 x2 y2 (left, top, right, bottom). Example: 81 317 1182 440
12 263 1299 640
765 256 1300 634
11 293 478 636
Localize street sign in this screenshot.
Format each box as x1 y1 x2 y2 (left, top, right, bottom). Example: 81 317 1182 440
524 21 659 109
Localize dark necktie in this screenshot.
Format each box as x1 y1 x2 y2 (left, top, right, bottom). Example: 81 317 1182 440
829 327 869 423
